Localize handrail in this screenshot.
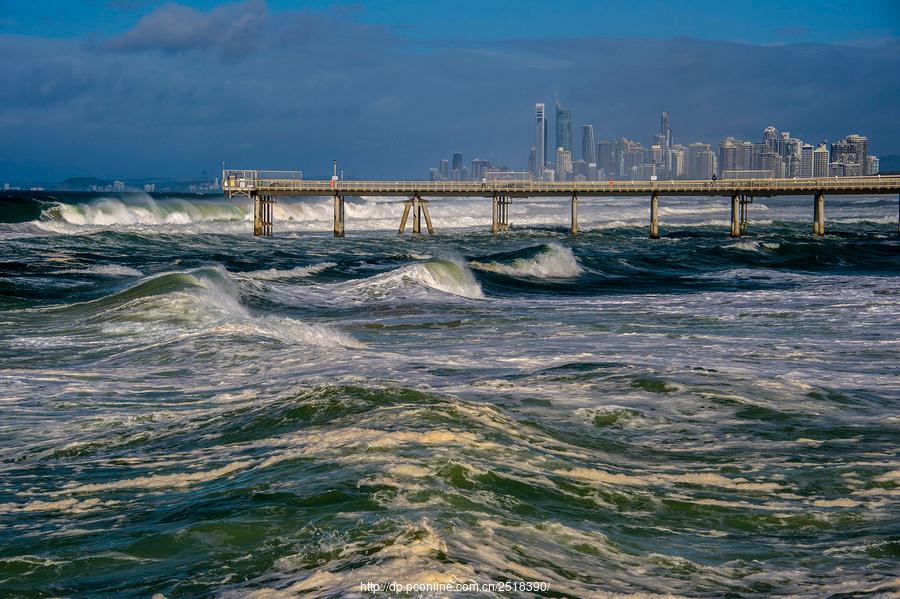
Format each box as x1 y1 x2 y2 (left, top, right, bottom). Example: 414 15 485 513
222 173 900 195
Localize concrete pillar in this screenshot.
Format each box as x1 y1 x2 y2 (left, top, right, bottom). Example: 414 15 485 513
650 192 660 239
420 197 434 234
412 196 421 234
333 194 345 237
253 194 262 237
491 194 499 235
571 193 578 236
814 192 825 236
740 195 751 235
730 193 740 237
398 200 411 234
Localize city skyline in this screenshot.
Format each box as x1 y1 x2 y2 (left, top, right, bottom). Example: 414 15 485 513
429 105 882 183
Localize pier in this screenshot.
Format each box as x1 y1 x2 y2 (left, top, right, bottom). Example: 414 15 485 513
222 170 900 238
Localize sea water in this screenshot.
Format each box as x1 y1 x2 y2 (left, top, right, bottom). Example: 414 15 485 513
0 192 897 597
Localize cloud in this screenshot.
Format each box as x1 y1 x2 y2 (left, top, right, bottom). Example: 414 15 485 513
102 0 268 57
0 3 898 182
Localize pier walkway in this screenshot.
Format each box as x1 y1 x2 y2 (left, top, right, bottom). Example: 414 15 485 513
222 170 900 238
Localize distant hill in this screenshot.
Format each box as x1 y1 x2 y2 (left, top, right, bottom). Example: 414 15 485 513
58 177 112 190
879 155 900 174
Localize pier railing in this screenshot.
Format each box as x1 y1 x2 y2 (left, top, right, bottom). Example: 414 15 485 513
223 172 900 197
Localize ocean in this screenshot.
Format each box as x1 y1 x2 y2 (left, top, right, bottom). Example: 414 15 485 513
0 191 898 598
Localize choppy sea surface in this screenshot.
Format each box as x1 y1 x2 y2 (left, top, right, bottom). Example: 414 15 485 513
0 191 898 598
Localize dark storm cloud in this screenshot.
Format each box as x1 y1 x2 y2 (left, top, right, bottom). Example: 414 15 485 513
0 1 898 181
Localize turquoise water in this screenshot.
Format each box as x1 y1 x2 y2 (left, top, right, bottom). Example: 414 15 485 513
0 192 898 597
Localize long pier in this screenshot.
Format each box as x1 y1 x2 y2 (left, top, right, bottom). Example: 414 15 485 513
223 170 900 238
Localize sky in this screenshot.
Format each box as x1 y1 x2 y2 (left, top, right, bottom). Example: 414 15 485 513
1 0 898 181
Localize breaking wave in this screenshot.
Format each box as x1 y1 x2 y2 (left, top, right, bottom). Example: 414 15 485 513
39 195 249 226
331 258 484 301
471 242 582 278
55 266 359 348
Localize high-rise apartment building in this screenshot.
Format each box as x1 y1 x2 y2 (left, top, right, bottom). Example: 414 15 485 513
717 138 738 177
581 124 595 164
471 159 489 180
800 144 814 178
846 134 868 173
597 140 614 178
535 103 547 179
452 152 463 172
867 156 879 175
667 145 686 179
813 144 829 177
556 147 572 181
687 142 711 179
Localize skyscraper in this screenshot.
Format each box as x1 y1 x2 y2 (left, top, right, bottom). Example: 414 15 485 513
846 134 869 174
555 95 572 153
556 147 572 181
452 152 463 172
763 126 779 150
660 111 671 152
717 138 737 177
534 103 547 179
581 124 595 165
439 159 449 180
800 144 814 178
597 140 614 178
471 159 489 180
687 142 711 179
813 144 829 177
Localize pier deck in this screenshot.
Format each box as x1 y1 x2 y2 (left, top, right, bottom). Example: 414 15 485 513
222 170 900 238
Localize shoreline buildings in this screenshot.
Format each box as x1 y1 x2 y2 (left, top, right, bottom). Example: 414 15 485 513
429 105 879 182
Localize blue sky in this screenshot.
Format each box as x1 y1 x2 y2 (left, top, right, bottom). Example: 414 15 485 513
1 1 898 181
4 1 898 44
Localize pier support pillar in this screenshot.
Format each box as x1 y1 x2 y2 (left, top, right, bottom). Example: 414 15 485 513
333 194 345 237
813 192 825 236
398 196 433 235
740 195 752 235
492 195 510 235
253 194 274 237
649 192 660 239
730 193 740 237
421 197 434 235
571 193 578 237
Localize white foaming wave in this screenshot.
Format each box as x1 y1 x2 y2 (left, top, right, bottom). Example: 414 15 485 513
93 267 360 349
229 520 477 599
58 264 144 277
51 461 252 495
557 466 782 493
471 242 582 278
40 195 249 227
329 258 484 301
237 262 337 281
724 240 781 253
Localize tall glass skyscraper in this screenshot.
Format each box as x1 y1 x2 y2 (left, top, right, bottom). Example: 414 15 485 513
535 103 547 179
660 111 671 152
555 97 572 153
582 124 595 164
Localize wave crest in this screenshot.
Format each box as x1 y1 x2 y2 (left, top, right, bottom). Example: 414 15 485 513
471 242 582 279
